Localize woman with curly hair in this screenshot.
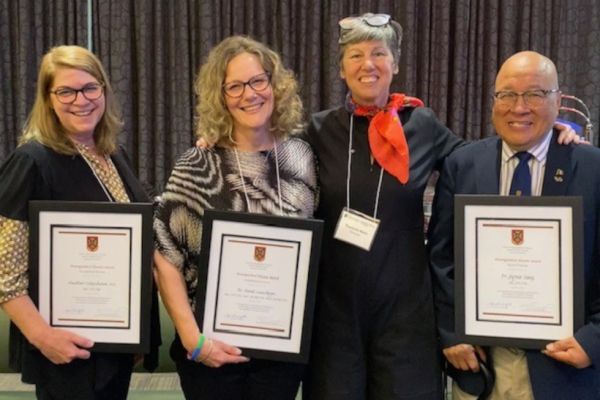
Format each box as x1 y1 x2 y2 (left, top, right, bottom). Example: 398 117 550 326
153 35 317 399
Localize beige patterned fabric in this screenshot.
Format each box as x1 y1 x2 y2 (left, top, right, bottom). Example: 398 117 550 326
452 347 534 400
74 142 130 203
0 216 29 303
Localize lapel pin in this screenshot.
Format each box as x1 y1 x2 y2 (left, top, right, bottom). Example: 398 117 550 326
554 169 564 182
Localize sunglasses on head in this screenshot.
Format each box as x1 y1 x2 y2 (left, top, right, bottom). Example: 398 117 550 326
338 13 391 29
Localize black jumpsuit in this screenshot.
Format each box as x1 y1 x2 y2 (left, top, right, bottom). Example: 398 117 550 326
303 106 463 400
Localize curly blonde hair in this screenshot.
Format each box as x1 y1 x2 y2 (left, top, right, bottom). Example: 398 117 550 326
19 45 123 155
195 36 303 144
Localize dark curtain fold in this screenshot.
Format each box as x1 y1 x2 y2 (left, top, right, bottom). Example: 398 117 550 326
1 0 599 192
93 0 196 190
0 0 87 158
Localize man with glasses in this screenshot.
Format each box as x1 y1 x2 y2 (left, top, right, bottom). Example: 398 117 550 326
429 51 600 399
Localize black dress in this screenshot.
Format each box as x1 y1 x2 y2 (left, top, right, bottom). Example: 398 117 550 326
303 106 463 400
0 141 160 400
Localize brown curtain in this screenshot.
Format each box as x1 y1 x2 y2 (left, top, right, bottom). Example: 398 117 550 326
2 0 599 192
0 0 87 157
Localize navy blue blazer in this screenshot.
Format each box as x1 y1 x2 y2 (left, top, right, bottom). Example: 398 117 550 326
428 130 600 399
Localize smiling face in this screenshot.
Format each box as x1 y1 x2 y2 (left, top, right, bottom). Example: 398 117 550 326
340 40 398 107
223 52 274 142
492 52 561 151
49 68 105 140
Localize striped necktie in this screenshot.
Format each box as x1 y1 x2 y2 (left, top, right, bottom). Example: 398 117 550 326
509 152 532 196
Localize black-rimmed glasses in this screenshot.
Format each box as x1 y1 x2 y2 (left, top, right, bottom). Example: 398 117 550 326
49 83 105 104
339 13 391 29
222 72 271 98
494 89 560 107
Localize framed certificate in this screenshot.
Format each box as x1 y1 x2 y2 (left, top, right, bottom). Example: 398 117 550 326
195 210 323 363
28 201 153 353
455 195 584 349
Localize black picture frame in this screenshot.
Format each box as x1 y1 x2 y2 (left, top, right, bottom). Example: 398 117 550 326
29 200 153 354
194 209 323 363
454 195 584 349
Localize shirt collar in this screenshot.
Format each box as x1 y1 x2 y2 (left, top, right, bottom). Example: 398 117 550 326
501 129 553 164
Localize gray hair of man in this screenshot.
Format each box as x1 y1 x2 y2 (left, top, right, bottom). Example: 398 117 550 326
338 13 403 66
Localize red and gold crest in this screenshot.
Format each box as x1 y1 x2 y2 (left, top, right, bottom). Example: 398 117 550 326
87 236 99 252
511 229 524 245
254 246 266 262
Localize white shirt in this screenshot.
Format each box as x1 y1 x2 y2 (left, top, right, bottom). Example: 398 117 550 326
499 130 553 196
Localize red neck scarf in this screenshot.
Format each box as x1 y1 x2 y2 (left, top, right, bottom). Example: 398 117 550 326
352 93 424 184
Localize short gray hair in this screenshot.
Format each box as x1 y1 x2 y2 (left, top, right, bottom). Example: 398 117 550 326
338 13 403 65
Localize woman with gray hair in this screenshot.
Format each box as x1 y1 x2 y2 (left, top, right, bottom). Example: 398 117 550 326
302 13 460 399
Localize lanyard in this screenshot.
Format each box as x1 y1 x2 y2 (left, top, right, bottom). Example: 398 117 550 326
234 139 283 215
347 115 384 219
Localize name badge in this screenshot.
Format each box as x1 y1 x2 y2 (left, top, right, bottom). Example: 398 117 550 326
333 207 380 251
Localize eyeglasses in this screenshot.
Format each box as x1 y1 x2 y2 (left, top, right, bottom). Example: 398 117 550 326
494 89 560 107
339 13 391 30
222 72 271 98
49 83 105 104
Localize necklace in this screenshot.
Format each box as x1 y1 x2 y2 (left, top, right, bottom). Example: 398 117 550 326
233 140 283 215
72 142 114 201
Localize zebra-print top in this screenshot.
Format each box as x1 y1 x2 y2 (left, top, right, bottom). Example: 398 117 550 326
154 136 317 308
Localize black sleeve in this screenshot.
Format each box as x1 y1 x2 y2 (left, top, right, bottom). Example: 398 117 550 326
432 117 465 172
0 148 41 221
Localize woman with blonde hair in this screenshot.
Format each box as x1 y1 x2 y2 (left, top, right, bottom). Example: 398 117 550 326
0 45 160 399
154 35 317 399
